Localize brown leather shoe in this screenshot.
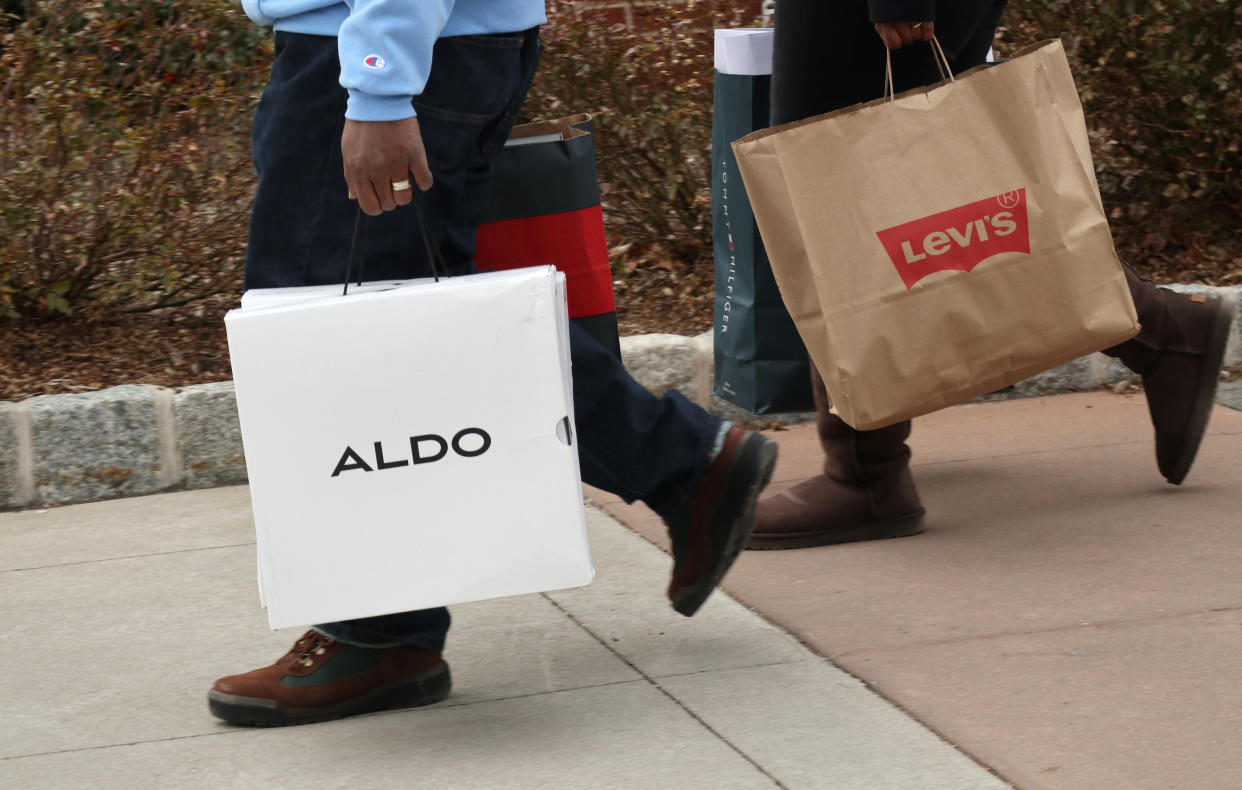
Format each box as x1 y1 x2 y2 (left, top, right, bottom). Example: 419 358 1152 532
666 426 778 616
1103 266 1237 484
748 367 925 550
208 630 450 727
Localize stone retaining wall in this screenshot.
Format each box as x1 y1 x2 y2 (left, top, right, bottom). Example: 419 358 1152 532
3 284 1238 510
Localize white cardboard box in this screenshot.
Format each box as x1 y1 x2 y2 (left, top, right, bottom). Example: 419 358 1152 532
226 266 592 628
715 28 774 76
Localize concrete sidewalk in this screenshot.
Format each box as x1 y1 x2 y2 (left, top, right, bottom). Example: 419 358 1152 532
2 391 1238 789
1 490 1001 787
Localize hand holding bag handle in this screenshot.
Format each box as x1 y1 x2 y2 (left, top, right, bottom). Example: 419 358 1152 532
342 195 445 295
327 100 445 296
884 36 956 100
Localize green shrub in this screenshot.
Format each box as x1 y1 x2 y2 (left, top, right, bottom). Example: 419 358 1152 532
3 0 1236 325
0 0 268 318
997 0 1241 281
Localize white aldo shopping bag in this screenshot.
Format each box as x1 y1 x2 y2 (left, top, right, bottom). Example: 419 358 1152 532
225 266 593 629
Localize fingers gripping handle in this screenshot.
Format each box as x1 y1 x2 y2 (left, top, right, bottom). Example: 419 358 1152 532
341 194 447 296
884 36 956 101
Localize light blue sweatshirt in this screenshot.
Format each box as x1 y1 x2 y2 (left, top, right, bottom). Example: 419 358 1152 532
242 1 545 122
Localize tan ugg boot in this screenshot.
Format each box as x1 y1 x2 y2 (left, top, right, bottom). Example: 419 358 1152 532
747 367 925 550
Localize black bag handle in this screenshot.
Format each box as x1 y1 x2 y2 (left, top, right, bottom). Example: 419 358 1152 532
342 192 446 295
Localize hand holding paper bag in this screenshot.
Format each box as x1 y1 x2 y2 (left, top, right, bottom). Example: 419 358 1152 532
732 39 1138 430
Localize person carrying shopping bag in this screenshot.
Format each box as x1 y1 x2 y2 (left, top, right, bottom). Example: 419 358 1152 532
208 0 778 727
746 0 1235 549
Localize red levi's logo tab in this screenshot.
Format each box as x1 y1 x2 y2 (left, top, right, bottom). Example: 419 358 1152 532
876 189 1031 289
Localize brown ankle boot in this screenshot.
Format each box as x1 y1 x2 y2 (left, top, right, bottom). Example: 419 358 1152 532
208 630 450 726
667 427 779 616
1102 265 1237 484
747 368 925 549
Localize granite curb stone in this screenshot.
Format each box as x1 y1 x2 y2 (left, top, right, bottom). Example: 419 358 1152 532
1218 380 1242 411
175 381 247 490
2 284 1238 511
0 402 20 508
27 385 164 507
619 333 699 400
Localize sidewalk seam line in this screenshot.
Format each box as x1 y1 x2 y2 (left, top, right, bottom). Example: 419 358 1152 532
1 541 258 574
602 507 1014 785
645 656 824 681
429 678 643 711
0 678 645 763
541 592 789 789
720 601 1018 785
909 431 1242 469
829 605 1242 660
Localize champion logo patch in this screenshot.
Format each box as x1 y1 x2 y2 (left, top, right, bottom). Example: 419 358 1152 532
875 189 1032 289
363 54 386 70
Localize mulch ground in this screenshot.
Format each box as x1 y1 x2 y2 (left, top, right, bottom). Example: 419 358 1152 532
0 266 714 403
3 252 1238 403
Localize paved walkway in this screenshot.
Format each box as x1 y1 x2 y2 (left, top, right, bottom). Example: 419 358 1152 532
2 392 1238 788
598 392 1242 789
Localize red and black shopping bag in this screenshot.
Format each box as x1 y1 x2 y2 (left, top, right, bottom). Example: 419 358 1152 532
475 114 620 357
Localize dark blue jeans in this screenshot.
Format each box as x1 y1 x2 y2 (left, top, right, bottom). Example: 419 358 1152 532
246 30 722 651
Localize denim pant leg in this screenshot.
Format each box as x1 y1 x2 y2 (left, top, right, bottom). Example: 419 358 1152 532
570 324 723 519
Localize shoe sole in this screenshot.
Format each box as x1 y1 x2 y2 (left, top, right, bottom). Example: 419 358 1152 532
745 511 926 550
1165 290 1237 485
670 434 778 617
207 663 451 727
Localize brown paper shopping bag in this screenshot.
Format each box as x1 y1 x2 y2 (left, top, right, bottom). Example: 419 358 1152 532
732 39 1138 430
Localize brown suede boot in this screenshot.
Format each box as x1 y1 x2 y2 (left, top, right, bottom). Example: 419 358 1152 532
747 368 925 549
208 630 450 726
666 426 778 616
1102 265 1236 484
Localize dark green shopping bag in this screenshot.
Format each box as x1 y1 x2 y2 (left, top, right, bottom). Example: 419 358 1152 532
712 31 813 413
